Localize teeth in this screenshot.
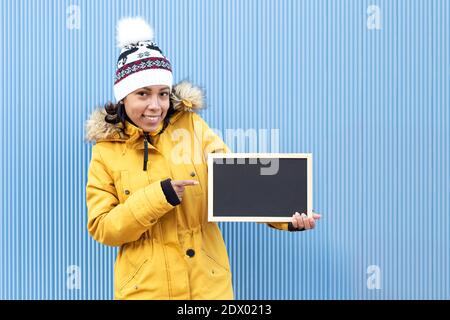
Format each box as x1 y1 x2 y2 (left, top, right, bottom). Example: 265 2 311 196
143 115 159 120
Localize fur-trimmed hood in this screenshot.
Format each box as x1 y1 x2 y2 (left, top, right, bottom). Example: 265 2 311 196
85 81 205 143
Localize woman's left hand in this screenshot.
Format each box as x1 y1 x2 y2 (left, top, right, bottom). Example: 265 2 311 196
291 212 321 230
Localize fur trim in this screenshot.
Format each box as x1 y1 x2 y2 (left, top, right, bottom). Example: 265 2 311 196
171 81 204 112
85 108 123 143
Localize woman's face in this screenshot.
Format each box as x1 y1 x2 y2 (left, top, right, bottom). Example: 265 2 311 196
123 85 171 133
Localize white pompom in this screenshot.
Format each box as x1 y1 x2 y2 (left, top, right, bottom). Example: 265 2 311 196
116 17 154 48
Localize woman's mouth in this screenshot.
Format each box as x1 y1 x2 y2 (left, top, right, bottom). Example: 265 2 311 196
142 115 160 124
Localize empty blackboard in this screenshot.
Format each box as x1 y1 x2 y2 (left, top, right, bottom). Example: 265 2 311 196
208 153 312 222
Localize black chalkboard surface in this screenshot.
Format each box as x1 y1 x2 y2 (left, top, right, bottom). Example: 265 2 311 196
207 153 312 222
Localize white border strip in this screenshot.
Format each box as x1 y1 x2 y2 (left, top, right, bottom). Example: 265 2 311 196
207 153 312 222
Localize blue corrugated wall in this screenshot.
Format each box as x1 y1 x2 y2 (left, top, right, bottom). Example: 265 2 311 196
1 0 449 299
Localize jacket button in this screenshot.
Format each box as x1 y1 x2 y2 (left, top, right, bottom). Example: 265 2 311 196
190 171 196 177
124 190 130 195
186 249 195 257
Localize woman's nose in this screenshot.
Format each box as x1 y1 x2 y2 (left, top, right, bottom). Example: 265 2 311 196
146 96 160 110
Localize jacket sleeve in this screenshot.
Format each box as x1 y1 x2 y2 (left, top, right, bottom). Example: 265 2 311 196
192 113 302 232
86 144 176 247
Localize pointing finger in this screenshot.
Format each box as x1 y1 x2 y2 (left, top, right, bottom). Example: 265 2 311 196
173 180 199 187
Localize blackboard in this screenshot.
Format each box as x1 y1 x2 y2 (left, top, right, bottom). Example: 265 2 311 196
208 153 312 222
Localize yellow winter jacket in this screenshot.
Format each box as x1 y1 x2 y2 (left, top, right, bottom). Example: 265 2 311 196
85 99 290 299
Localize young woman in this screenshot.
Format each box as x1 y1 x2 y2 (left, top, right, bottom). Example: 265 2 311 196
85 17 320 300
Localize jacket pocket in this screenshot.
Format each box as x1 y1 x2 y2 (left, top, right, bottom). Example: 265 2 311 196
181 159 203 197
201 247 230 272
117 170 132 203
118 258 149 294
116 238 153 294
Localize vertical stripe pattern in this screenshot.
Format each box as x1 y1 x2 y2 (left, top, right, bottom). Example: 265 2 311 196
0 0 448 299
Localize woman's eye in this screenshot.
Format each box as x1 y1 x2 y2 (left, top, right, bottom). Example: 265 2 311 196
138 92 147 96
160 92 169 97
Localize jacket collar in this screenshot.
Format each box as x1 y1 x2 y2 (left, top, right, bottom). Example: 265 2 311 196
85 107 186 149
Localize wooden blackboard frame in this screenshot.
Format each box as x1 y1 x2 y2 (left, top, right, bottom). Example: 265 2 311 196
207 153 313 222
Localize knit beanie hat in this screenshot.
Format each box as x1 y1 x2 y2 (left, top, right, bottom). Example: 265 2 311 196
113 17 173 102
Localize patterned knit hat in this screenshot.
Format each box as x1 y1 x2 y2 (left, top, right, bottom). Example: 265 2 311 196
113 17 173 102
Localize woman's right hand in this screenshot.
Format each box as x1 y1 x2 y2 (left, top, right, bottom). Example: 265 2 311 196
170 180 199 202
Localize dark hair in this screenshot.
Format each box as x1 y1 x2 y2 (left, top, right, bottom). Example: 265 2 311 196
104 99 177 135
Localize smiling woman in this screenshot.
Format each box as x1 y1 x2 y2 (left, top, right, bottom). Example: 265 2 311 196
85 17 237 300
84 16 315 301
123 85 171 134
